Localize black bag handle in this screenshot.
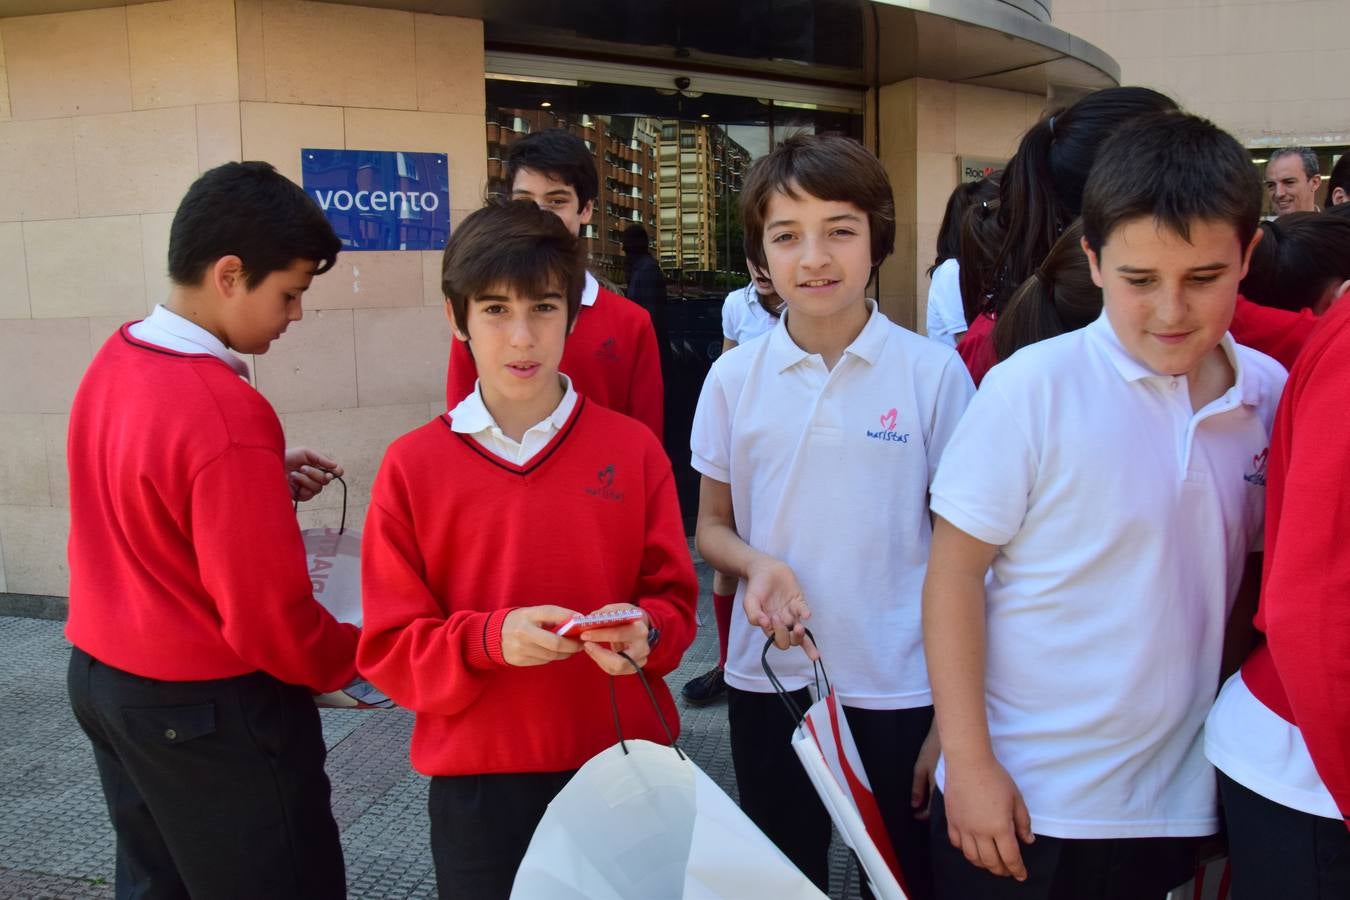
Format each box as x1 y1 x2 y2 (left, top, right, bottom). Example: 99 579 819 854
759 630 829 727
293 468 348 534
609 651 685 760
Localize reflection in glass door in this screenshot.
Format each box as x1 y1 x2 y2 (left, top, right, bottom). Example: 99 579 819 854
483 73 863 526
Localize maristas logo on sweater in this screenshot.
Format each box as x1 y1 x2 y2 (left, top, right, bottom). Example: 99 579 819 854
866 407 909 443
596 337 619 362
585 463 625 502
1244 447 1268 487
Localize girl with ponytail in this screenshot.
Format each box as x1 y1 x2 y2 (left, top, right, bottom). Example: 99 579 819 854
985 87 1178 318
955 87 1178 383
992 220 1101 362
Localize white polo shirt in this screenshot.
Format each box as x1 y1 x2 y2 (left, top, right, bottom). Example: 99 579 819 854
691 301 974 708
721 283 780 345
925 258 965 348
929 312 1286 839
581 271 599 308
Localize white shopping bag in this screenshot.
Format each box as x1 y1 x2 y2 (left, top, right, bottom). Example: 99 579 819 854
1167 857 1230 900
299 474 362 627
511 661 826 900
763 639 910 900
298 476 392 709
302 526 362 626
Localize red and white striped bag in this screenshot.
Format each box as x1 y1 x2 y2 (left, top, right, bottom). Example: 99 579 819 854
763 639 910 900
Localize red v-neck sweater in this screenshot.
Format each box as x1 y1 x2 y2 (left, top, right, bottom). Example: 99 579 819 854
358 398 697 776
1242 298 1350 828
445 284 665 440
65 326 358 691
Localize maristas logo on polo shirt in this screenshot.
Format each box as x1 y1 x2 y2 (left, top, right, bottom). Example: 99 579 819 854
596 337 618 362
1244 447 1268 487
866 407 909 443
585 463 624 502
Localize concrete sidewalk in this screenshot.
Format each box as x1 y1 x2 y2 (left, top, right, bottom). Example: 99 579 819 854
0 563 863 899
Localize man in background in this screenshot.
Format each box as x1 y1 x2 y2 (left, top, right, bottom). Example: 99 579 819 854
1266 147 1322 216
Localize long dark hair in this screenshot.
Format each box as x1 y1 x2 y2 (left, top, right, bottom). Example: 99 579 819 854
1240 212 1350 313
977 87 1178 318
993 220 1100 361
958 193 1004 326
929 178 999 276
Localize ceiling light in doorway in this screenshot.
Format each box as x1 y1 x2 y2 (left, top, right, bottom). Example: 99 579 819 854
540 101 553 108
485 72 578 87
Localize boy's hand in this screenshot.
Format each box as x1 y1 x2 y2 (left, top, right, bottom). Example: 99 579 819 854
284 447 343 502
579 603 651 675
943 755 1034 881
501 606 583 667
911 722 941 821
744 557 817 660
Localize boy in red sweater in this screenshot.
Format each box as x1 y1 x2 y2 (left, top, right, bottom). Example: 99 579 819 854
1205 294 1350 897
360 200 697 899
446 129 664 440
65 162 359 899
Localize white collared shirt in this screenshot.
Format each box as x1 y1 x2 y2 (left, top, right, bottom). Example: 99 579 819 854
930 312 1287 839
721 283 779 345
1206 672 1340 819
581 271 599 308
925 258 965 348
691 300 974 708
448 375 577 466
128 305 251 378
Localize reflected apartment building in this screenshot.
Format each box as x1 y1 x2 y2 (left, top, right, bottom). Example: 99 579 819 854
486 106 751 291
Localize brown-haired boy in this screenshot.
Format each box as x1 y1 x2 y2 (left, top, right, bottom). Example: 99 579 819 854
692 134 974 897
925 112 1283 899
358 199 697 897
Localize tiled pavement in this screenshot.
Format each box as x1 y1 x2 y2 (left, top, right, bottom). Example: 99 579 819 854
0 552 862 900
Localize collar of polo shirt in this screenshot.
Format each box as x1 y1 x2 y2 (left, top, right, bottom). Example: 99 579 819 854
768 299 887 373
1084 313 1267 408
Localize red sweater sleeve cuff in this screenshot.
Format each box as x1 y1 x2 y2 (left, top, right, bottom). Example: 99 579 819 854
640 605 682 676
466 607 515 670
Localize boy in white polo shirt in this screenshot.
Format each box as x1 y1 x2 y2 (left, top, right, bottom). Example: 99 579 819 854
922 112 1285 899
692 134 974 898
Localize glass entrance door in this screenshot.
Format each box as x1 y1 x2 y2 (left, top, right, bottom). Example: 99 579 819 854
483 70 863 526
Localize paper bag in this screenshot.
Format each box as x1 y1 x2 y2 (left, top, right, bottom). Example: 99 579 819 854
511 739 826 900
1167 858 1230 900
793 691 908 900
298 475 391 708
764 639 909 900
302 526 362 627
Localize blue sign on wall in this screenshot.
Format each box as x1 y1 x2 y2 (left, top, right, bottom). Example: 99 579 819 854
301 149 450 251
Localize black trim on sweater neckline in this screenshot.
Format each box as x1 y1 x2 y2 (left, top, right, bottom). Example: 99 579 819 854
439 396 586 477
117 323 241 369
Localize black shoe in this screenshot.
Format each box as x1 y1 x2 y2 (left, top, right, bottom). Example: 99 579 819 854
681 665 726 706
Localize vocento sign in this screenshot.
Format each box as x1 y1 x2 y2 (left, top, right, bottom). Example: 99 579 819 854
301 149 451 251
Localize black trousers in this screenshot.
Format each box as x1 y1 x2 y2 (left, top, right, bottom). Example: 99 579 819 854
67 647 346 900
726 685 936 900
428 769 576 900
1220 772 1350 899
930 790 1199 900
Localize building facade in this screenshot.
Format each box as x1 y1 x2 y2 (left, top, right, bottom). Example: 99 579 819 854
0 0 1118 598
1053 0 1349 210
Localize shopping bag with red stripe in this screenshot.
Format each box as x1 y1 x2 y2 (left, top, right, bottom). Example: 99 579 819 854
762 638 909 900
1167 857 1230 900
